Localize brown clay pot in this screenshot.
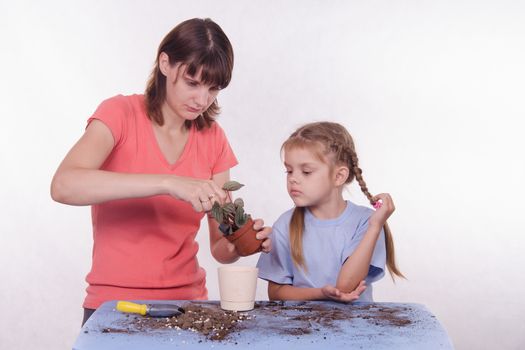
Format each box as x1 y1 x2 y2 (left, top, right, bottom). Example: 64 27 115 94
225 218 263 256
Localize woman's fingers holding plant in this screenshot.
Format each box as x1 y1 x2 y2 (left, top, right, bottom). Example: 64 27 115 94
199 198 214 212
193 185 222 213
211 182 228 203
168 176 227 212
199 181 227 205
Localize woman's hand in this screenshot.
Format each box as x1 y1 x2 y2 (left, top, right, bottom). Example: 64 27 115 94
369 193 395 228
252 219 272 253
165 176 228 212
321 280 367 303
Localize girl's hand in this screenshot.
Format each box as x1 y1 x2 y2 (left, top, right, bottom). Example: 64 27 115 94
321 281 367 303
369 193 395 228
166 176 227 212
253 219 272 253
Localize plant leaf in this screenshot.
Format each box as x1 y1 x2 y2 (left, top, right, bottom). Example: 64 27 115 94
223 203 236 215
233 198 244 208
222 181 244 192
235 206 248 227
210 202 223 223
237 214 248 228
235 204 244 218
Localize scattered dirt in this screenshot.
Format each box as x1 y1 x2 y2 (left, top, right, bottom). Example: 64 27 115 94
256 301 412 337
100 301 412 342
355 304 413 327
126 303 252 341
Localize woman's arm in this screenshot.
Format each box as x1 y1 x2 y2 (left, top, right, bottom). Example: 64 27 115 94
208 218 239 263
336 193 395 292
50 120 226 208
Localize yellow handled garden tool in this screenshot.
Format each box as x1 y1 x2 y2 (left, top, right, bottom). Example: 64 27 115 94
116 301 185 317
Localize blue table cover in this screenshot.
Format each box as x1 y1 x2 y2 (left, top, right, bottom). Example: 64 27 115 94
73 300 453 349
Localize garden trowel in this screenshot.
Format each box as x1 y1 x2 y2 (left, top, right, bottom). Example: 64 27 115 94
116 301 185 317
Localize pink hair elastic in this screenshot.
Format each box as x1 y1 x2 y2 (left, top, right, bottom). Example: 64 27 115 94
373 201 383 209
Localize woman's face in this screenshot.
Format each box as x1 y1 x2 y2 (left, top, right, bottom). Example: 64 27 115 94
160 55 220 123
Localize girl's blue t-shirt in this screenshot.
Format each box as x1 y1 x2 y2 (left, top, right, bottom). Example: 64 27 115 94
256 200 386 302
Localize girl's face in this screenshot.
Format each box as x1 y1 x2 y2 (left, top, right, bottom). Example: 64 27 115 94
284 147 337 208
161 59 221 123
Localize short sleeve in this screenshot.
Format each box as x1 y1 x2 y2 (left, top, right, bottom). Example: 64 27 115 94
87 95 128 147
210 124 238 175
342 210 386 283
256 216 294 285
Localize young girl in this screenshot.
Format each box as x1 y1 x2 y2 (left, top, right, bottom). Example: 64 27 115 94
257 121 403 302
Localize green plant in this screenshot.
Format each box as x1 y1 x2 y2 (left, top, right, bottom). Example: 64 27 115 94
210 181 250 236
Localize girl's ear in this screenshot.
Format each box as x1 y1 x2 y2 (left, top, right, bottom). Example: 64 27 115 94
334 166 350 186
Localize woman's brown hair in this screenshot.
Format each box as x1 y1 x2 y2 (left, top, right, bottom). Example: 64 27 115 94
283 122 404 279
145 18 234 130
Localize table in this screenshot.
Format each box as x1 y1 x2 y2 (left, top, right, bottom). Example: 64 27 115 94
73 300 453 349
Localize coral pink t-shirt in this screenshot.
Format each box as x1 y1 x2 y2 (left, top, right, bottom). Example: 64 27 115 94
83 94 238 309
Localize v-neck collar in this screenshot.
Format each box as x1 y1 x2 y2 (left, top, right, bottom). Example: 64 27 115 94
147 120 195 171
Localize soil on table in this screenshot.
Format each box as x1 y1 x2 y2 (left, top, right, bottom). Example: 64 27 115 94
101 301 412 342
116 303 253 341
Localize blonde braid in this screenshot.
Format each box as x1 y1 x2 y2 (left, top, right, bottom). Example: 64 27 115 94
348 147 404 279
349 151 374 204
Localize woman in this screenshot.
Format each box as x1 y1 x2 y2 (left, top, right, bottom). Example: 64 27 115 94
51 18 271 325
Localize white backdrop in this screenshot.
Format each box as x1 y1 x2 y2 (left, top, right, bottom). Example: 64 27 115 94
1 1 524 349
